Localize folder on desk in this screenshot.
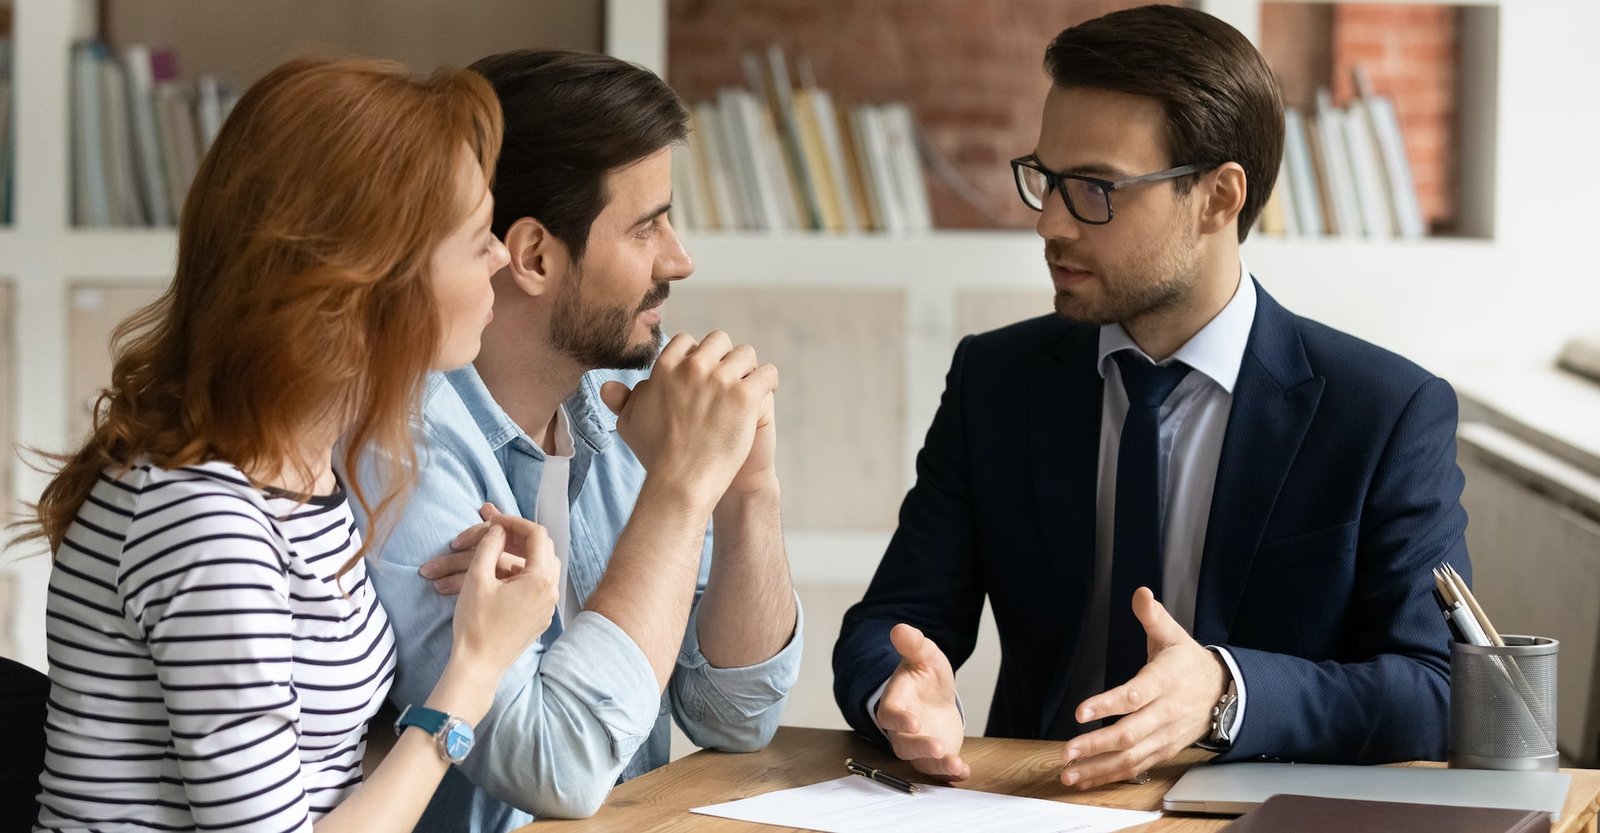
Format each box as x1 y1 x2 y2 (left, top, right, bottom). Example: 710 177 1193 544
1163 762 1569 819
1221 794 1549 833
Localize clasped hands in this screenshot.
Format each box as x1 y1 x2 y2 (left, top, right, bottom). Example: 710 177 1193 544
419 330 778 590
876 587 1228 789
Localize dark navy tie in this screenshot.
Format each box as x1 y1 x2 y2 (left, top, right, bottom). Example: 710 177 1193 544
1106 351 1191 693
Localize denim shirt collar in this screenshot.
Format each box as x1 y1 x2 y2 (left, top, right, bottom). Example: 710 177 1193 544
443 364 617 459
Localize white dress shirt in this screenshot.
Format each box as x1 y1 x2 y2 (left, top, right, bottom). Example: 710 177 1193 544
1064 258 1256 740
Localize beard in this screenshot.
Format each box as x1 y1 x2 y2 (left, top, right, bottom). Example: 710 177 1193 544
548 271 669 370
1047 230 1200 328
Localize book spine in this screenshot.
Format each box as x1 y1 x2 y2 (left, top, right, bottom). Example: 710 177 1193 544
121 44 172 226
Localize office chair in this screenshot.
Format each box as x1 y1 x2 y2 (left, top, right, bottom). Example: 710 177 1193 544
0 657 48 833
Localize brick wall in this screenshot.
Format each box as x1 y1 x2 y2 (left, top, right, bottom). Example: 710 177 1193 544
1332 5 1457 230
667 0 1152 230
669 1 1458 232
1261 4 1457 231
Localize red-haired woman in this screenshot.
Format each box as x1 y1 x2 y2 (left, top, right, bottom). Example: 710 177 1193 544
25 57 558 832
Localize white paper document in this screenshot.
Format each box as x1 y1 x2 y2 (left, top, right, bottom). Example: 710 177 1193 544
690 776 1161 833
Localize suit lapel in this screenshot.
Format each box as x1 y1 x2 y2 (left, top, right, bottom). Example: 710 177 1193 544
1030 325 1103 736
1194 282 1324 643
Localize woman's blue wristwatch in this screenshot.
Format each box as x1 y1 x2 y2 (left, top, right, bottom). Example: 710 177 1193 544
394 704 475 764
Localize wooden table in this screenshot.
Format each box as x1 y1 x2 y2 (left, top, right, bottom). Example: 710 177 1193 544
519 726 1600 832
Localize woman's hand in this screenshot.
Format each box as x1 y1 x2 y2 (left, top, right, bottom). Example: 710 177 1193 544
420 503 543 596
446 503 560 672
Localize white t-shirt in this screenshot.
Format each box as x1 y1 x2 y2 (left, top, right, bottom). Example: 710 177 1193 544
536 405 580 627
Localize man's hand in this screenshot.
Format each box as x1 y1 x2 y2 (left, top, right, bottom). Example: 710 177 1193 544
1058 587 1227 790
876 624 971 782
727 389 778 495
598 331 778 508
420 503 539 596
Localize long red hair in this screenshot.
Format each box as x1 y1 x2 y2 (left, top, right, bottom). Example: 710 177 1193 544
26 57 502 578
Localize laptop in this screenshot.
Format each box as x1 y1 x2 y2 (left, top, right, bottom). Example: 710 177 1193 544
1163 762 1571 819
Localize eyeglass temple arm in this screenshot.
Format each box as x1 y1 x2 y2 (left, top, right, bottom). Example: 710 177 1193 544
1109 163 1214 189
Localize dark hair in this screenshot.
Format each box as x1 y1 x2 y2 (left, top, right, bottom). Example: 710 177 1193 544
1044 5 1283 242
469 50 688 259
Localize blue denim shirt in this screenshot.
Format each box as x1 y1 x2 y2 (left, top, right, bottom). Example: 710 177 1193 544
358 365 802 831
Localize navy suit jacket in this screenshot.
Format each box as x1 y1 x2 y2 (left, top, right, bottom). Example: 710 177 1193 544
833 281 1469 764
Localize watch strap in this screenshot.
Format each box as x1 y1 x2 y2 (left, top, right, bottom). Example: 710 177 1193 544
394 704 449 738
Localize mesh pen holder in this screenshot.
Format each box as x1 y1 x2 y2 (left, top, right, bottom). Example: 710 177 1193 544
1449 635 1559 771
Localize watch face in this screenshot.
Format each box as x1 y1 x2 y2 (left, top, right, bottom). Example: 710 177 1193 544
443 721 475 762
1217 696 1239 741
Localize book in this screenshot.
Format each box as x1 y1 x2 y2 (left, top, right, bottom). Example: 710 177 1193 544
121 44 173 226
792 88 842 231
98 53 146 226
752 95 801 230
0 37 11 225
1354 66 1426 239
678 107 716 230
834 103 879 232
218 85 240 124
1222 793 1549 833
0 63 10 226
881 103 933 232
1257 184 1285 236
852 105 905 233
692 101 737 230
804 86 862 233
762 46 824 231
195 74 224 150
720 87 780 228
1276 155 1299 236
157 84 200 220
1314 88 1364 239
1283 107 1323 236
711 91 759 229
1343 97 1397 238
669 141 703 232
147 49 193 225
1258 157 1295 237
739 52 801 230
72 43 111 227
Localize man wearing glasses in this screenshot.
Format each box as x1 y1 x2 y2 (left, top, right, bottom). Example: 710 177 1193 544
834 5 1468 789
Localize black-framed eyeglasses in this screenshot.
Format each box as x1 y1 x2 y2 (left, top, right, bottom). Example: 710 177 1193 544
1010 156 1214 225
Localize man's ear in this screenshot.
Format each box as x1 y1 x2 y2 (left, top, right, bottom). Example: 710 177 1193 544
502 216 571 298
1197 162 1247 237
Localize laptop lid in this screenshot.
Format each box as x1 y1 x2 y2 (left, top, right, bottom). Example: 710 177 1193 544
1162 763 1570 819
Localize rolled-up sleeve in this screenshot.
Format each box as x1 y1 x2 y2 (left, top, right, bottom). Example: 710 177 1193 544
470 610 661 819
670 589 803 753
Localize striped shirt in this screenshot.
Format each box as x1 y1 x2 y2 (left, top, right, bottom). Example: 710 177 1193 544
36 460 396 832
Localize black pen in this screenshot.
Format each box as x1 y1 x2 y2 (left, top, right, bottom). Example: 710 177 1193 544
845 757 920 794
